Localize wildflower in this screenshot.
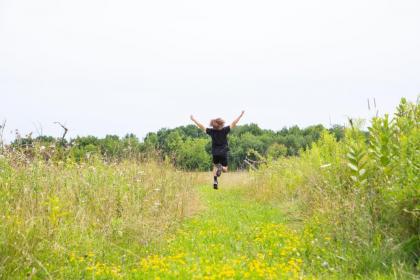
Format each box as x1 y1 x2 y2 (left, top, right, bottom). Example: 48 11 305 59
69 252 76 262
257 253 265 260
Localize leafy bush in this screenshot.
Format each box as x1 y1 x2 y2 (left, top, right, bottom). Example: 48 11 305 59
248 97 420 277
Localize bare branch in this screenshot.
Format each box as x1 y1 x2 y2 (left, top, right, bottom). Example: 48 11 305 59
245 156 267 164
244 156 267 170
243 159 257 170
54 122 68 142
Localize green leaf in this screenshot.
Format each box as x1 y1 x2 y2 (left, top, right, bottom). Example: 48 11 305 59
346 153 356 161
347 163 359 172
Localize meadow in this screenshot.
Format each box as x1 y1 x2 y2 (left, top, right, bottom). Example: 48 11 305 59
0 98 418 279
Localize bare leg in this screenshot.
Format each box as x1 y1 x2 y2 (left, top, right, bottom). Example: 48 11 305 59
212 165 219 189
213 165 218 177
222 166 228 173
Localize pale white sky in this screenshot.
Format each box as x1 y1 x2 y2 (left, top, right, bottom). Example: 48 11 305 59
1 0 419 141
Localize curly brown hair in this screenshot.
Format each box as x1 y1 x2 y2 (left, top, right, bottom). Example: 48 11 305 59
210 118 225 130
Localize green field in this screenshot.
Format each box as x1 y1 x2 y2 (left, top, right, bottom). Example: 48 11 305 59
1 98 419 279
135 181 305 279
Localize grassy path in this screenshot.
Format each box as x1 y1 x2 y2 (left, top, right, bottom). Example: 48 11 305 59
133 185 306 279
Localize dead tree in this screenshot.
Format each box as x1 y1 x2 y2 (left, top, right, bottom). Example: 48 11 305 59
54 122 68 143
244 156 267 170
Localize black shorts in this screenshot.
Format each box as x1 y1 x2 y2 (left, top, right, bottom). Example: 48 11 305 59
213 154 228 167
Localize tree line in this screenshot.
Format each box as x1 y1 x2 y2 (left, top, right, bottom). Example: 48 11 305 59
9 123 345 171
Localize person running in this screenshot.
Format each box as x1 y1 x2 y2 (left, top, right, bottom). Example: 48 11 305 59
190 111 245 189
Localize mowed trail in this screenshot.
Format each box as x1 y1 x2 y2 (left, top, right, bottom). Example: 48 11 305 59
133 183 305 279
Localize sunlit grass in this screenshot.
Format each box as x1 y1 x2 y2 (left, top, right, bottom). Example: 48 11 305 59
0 158 199 279
1 135 418 280
132 185 305 279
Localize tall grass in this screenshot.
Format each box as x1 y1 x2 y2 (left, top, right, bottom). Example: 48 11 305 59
0 153 200 278
1 97 418 279
247 98 419 278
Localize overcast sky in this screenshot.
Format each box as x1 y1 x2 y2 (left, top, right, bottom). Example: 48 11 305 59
1 0 419 141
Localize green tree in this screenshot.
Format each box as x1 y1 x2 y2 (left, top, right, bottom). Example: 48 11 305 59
267 143 288 159
177 138 212 171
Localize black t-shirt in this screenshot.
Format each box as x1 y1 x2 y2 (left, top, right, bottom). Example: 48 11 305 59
206 126 231 156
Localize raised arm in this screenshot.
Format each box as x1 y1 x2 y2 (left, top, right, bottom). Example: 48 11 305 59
230 110 245 129
190 115 206 132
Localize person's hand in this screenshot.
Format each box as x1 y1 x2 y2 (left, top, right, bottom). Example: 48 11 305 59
241 110 245 116
190 115 195 121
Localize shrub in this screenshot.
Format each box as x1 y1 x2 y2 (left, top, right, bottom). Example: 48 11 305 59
247 97 420 277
